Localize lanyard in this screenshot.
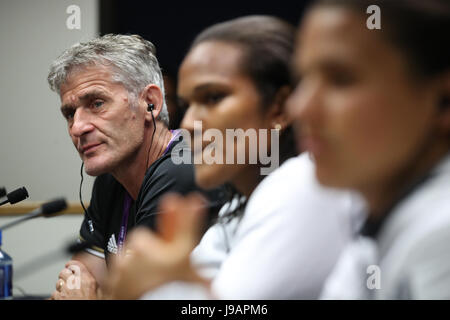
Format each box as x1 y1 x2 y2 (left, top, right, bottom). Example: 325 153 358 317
163 129 181 155
116 129 181 253
117 192 132 253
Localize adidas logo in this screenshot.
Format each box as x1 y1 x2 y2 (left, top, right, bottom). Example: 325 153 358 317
107 234 118 254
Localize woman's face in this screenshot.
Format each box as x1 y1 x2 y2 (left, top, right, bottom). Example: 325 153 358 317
287 6 440 191
178 41 270 191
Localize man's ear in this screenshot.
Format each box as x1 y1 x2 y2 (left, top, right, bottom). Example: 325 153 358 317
141 84 164 122
265 85 292 131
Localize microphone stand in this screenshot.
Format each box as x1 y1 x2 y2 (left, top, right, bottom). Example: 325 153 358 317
0 212 42 230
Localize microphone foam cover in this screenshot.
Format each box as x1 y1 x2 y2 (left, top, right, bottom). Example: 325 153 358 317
42 198 68 215
0 187 6 198
8 187 29 204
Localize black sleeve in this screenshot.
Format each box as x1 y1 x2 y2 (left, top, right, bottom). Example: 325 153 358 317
79 175 107 257
135 158 199 230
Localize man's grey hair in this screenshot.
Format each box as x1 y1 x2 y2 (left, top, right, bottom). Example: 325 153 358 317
47 34 169 126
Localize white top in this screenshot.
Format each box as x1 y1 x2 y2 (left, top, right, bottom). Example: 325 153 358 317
142 153 365 299
320 153 450 299
190 195 246 280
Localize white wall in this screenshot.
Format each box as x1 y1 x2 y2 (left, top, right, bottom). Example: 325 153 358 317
0 0 99 296
0 0 98 202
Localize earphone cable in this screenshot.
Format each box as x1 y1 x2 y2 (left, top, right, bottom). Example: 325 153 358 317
145 111 157 170
79 162 88 216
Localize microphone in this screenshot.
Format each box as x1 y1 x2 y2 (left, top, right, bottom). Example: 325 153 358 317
0 187 29 207
0 197 67 230
0 187 6 198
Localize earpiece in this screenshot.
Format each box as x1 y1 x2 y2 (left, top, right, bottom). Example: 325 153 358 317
147 103 155 112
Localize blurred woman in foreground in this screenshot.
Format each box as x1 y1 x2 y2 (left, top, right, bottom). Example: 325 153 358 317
288 0 450 299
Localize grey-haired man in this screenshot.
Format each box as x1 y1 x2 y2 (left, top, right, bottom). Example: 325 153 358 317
47 34 208 299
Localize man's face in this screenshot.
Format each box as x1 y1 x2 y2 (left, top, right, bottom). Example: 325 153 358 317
60 65 146 176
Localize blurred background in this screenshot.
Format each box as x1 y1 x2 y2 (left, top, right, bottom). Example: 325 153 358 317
0 0 309 297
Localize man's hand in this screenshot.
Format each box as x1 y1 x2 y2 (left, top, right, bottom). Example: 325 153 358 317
50 260 98 300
